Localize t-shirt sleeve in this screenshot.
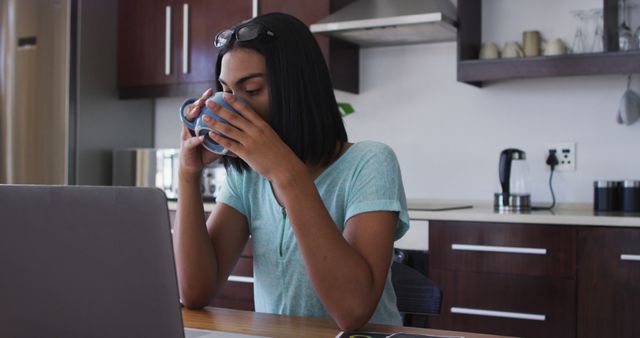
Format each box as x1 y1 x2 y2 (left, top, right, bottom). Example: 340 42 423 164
345 143 410 241
215 167 249 219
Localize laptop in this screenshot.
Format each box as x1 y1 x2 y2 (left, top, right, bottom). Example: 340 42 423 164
0 185 263 338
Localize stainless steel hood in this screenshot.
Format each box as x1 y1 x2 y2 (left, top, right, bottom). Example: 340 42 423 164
310 0 458 47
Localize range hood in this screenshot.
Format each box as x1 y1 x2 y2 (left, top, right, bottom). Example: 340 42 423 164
310 0 458 47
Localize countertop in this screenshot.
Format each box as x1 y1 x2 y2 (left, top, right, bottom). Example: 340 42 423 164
168 199 640 227
407 199 640 227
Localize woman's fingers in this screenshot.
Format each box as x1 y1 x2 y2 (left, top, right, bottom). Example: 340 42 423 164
204 100 252 133
200 88 213 101
222 93 266 127
182 134 205 149
184 88 213 121
203 115 243 142
209 132 243 156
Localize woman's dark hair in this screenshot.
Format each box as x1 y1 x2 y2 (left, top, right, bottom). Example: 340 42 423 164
215 12 348 172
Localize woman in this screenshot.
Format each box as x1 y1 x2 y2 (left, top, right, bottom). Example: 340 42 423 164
173 12 409 330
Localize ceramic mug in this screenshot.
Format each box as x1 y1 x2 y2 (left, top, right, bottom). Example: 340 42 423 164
543 38 567 56
501 41 524 58
522 30 541 57
179 92 247 155
479 41 500 59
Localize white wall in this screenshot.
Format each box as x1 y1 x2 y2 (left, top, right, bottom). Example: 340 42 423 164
154 0 640 204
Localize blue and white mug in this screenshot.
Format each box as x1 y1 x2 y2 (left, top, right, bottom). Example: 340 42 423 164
179 92 246 155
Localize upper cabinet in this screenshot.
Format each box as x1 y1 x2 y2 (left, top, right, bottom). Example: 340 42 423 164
117 0 358 99
117 0 252 98
457 0 640 87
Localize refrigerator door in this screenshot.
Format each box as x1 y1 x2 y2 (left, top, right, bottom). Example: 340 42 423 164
1 0 70 184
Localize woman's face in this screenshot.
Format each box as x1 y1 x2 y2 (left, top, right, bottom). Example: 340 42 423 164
218 47 271 121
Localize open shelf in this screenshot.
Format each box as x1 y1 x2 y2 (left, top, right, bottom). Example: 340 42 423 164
458 50 640 84
457 0 640 87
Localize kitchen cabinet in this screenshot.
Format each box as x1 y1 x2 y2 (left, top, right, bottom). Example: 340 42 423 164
428 221 576 338
169 210 255 311
429 220 640 338
577 227 640 338
117 0 358 98
257 0 359 93
117 0 252 98
457 0 640 86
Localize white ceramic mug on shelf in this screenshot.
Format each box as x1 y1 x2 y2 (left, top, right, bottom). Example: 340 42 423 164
479 41 500 59
501 41 524 58
543 38 567 56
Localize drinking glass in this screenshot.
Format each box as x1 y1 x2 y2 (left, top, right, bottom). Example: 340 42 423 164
590 9 604 52
570 10 588 54
619 0 638 51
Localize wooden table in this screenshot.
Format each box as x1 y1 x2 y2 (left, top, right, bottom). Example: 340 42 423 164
183 307 514 338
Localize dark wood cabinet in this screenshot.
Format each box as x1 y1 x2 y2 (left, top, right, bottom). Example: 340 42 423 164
457 0 640 86
430 220 640 338
577 227 640 338
168 209 255 311
429 221 577 338
117 0 252 98
117 0 177 88
117 0 358 98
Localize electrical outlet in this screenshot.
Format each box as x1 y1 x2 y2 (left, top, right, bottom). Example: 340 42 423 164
546 142 576 172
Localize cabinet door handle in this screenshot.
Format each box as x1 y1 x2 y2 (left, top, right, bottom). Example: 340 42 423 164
228 275 254 283
451 243 547 255
252 0 259 18
621 254 640 261
165 5 172 75
451 306 546 321
182 3 189 74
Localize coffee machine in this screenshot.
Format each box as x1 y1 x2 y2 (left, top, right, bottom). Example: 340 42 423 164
494 148 531 212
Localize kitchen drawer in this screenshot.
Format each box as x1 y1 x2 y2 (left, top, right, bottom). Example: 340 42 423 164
430 269 576 338
430 221 576 278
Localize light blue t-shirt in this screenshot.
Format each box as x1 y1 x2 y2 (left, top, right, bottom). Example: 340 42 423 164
216 141 410 325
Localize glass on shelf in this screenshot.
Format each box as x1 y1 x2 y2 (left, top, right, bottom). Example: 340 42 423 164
590 8 604 53
619 0 639 51
570 10 589 54
570 8 606 54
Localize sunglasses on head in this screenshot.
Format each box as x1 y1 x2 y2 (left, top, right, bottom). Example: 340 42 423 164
214 23 275 49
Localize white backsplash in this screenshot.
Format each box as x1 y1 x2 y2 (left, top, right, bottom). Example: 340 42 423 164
154 0 640 204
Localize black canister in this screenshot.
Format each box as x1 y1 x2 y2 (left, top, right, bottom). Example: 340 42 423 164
593 180 622 212
622 180 640 213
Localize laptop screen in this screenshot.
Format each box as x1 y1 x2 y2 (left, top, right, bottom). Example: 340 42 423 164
0 185 184 338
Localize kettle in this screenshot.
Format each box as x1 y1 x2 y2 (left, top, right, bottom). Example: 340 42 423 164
494 148 531 212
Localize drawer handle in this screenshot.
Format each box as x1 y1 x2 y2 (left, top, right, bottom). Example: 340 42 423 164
451 244 547 255
228 275 254 284
252 0 259 17
451 306 546 321
164 5 172 75
182 3 189 74
621 254 640 262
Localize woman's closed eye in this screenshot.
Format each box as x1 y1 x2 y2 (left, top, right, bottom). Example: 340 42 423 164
245 88 262 96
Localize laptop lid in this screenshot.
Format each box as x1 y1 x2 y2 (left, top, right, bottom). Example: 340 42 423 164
0 185 184 338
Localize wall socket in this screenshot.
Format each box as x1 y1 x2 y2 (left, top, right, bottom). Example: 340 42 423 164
546 142 576 172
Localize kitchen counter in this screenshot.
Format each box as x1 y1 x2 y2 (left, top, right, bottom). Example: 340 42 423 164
168 199 640 227
408 199 640 227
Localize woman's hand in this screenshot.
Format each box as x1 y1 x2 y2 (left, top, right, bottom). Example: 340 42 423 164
179 88 222 177
203 93 304 182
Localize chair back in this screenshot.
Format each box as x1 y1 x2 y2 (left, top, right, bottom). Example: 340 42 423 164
391 259 442 316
